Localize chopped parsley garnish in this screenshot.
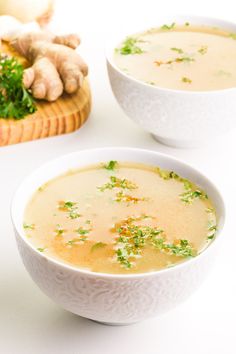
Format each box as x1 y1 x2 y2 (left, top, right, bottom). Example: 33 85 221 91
113 217 196 268
157 239 195 257
23 223 35 230
104 160 118 171
0 55 37 119
198 46 208 55
117 37 144 55
207 222 217 240
185 22 190 26
58 201 81 219
37 247 46 252
171 47 184 54
156 167 180 180
66 237 87 246
76 227 90 235
115 191 147 204
91 242 107 252
154 56 195 66
182 76 192 84
206 207 214 213
55 224 64 236
180 189 208 204
98 176 137 192
161 22 175 30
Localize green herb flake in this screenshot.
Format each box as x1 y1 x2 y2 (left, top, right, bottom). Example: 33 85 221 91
0 55 37 119
185 22 190 26
117 37 144 55
91 242 107 252
181 76 192 84
66 237 87 246
104 160 118 171
37 247 46 252
55 224 64 236
198 46 208 55
207 222 217 240
23 223 35 230
180 189 208 204
113 216 196 268
76 227 90 235
156 167 179 180
206 207 214 213
161 22 175 30
58 201 81 219
171 47 184 54
98 176 137 192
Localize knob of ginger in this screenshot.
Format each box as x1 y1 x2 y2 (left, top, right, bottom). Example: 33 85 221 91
11 31 88 101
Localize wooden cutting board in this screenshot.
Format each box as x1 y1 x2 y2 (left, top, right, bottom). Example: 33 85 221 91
0 43 91 147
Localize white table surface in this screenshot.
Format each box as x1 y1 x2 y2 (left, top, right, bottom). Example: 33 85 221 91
1 1 236 353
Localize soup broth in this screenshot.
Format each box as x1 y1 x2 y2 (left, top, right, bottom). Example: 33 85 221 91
113 23 236 91
24 161 217 274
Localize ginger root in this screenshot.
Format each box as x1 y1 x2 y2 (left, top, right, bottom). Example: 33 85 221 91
11 31 88 101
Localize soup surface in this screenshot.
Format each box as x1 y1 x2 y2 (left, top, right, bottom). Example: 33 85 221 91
24 161 217 274
113 23 236 91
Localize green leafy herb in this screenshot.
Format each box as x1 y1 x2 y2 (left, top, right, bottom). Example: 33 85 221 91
37 247 46 252
55 224 64 236
98 176 137 192
207 222 217 240
58 201 81 219
115 191 147 204
171 47 184 54
113 217 196 268
155 56 195 67
76 227 90 235
180 189 208 204
0 55 37 119
161 22 175 30
156 167 179 180
117 37 144 55
161 239 195 257
206 207 214 213
66 237 87 246
198 46 208 55
185 22 190 26
182 76 192 84
176 57 195 63
104 160 118 171
23 223 35 230
91 242 107 252
116 248 132 268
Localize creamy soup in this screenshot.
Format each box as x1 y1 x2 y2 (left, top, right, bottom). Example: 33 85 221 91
24 161 217 274
113 23 236 91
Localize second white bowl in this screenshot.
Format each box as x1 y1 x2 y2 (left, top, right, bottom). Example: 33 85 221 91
106 16 236 148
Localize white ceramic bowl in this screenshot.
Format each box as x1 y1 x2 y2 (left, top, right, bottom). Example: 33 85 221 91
106 16 236 148
11 148 225 325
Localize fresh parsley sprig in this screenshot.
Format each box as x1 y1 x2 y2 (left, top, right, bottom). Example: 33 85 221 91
0 55 37 119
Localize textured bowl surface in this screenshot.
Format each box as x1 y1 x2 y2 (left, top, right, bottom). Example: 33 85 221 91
11 148 225 324
106 16 236 148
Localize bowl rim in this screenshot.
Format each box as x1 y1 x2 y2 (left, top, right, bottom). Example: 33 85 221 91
106 14 236 95
11 147 226 279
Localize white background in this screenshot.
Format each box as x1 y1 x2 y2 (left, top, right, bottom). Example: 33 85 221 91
1 0 236 353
